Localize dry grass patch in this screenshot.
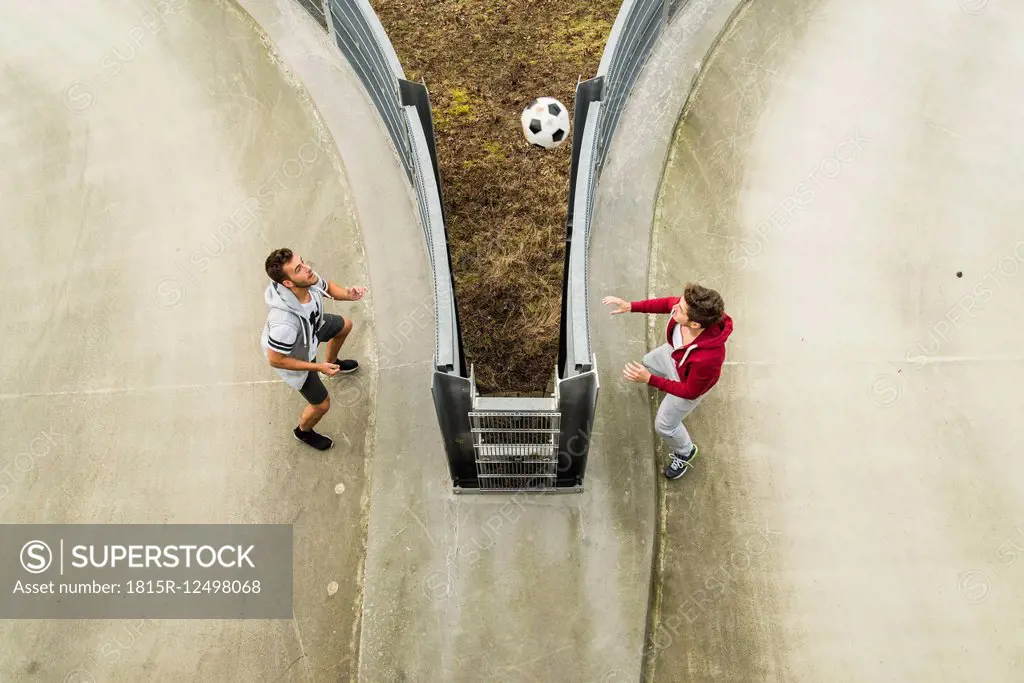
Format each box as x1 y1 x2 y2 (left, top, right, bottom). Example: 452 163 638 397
372 0 620 392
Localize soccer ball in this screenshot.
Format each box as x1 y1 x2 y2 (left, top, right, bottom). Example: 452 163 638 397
521 97 570 149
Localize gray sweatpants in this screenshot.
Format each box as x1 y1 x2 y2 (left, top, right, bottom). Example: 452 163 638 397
643 343 704 456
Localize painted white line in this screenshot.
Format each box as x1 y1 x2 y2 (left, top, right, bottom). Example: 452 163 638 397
900 355 1024 365
380 359 433 371
723 355 1024 366
0 379 282 400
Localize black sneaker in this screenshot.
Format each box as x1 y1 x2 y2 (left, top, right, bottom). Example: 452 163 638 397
293 426 334 451
323 359 359 376
665 444 698 480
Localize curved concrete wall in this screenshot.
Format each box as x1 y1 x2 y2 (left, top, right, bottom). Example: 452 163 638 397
0 0 410 678
587 0 748 679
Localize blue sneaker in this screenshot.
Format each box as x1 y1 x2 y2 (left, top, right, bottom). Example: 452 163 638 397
665 444 698 480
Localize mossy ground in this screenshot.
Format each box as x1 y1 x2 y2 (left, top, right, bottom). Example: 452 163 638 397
372 0 619 392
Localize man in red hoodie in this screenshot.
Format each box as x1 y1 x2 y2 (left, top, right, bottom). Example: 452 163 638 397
603 283 733 479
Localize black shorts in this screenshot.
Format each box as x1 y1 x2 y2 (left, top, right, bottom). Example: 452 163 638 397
298 314 345 405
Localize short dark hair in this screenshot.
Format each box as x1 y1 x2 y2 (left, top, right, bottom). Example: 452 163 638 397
265 248 293 284
683 282 725 328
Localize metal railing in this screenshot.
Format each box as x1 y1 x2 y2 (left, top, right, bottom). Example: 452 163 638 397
593 0 692 172
326 0 412 177
553 0 692 487
291 0 693 492
469 382 562 492
295 0 329 31
562 0 694 378
316 0 462 377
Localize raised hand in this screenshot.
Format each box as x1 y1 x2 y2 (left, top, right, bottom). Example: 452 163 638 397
602 295 631 315
623 361 651 384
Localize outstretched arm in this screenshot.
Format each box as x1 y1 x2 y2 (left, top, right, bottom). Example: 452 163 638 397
310 271 366 301
602 296 632 314
324 279 367 302
603 295 680 315
629 296 679 314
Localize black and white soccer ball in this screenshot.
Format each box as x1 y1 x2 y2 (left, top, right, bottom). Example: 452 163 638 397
521 97 570 149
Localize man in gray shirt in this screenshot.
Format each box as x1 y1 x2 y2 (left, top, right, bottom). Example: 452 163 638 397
260 247 366 451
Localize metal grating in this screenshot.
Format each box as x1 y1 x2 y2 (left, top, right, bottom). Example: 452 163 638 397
294 0 329 31
596 0 665 173
565 100 602 377
405 106 456 372
326 0 411 178
469 411 561 491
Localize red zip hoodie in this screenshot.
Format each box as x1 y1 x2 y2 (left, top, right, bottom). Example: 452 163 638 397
630 296 734 400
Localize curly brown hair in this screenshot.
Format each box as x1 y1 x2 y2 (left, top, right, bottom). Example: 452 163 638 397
265 248 293 284
683 282 725 329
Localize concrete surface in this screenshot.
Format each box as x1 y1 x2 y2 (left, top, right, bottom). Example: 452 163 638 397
0 0 413 679
358 276 655 683
358 420 659 683
353 8 722 677
7 0 1021 679
354 3 758 680
587 1 748 681
634 0 1024 680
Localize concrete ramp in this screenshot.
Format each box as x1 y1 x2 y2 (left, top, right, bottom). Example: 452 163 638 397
636 0 1024 680
0 0 412 679
5 0 1019 680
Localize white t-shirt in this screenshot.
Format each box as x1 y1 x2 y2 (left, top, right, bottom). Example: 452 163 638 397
299 298 320 361
266 276 328 362
672 323 683 350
